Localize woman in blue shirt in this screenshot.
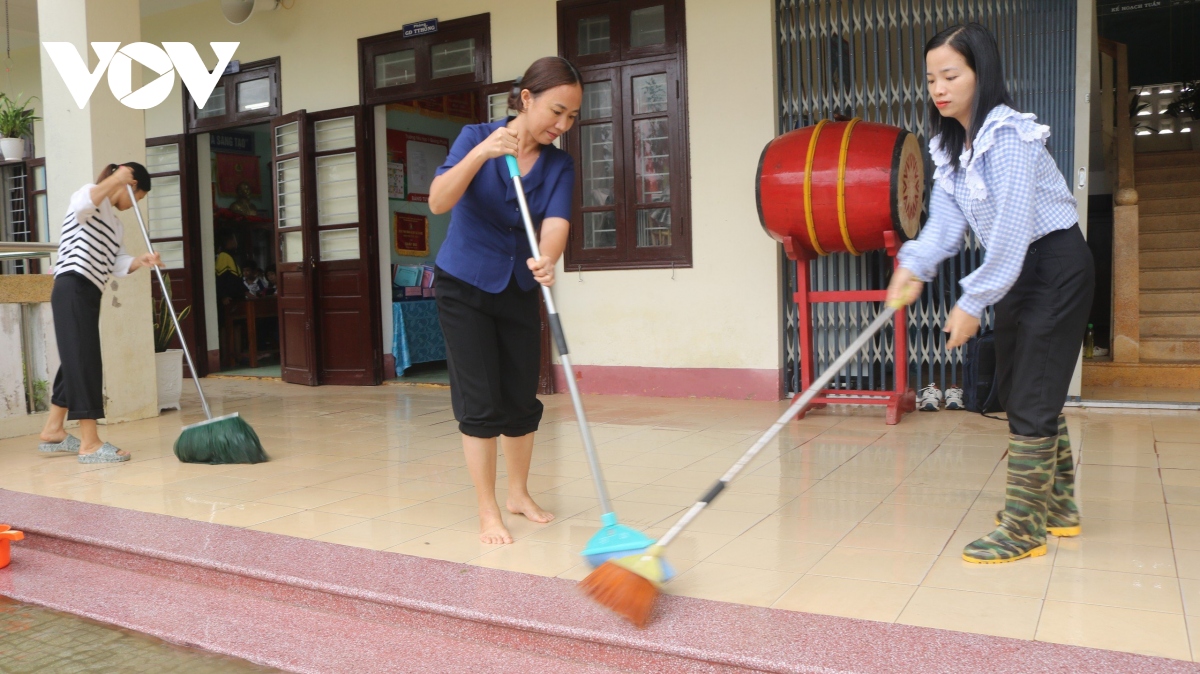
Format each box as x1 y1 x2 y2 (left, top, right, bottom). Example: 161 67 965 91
429 57 581 544
886 24 1094 564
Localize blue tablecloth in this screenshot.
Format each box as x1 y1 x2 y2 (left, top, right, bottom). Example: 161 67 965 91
392 300 447 375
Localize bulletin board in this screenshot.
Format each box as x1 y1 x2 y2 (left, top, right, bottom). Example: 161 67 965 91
394 213 430 256
386 130 450 203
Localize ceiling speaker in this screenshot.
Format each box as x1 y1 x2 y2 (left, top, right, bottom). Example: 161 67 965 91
221 0 280 25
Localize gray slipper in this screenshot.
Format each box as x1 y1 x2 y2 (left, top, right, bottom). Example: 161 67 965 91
77 443 130 464
39 434 82 454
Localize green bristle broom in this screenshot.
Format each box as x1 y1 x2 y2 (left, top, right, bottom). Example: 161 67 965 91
128 185 267 464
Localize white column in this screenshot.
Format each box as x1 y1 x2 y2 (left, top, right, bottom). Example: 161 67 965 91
1069 0 1096 400
39 0 157 423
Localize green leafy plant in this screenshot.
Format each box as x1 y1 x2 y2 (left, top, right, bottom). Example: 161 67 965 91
0 93 40 139
1166 81 1199 120
31 379 48 413
153 275 191 353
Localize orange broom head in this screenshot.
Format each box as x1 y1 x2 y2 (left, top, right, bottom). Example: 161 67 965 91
579 559 660 628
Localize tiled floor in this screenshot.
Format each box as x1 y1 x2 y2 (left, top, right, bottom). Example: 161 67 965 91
3 380 1200 662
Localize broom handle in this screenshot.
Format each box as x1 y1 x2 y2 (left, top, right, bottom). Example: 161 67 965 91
657 304 899 549
507 156 614 515
127 185 213 421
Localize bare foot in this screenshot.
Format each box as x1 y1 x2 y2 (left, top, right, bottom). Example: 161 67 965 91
39 430 67 443
479 507 513 544
506 494 555 524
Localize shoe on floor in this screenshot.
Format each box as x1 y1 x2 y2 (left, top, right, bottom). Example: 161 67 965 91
39 434 81 454
78 443 130 464
944 387 965 410
917 384 943 411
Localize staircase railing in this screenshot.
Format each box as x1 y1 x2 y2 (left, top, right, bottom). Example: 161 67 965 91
1098 37 1140 363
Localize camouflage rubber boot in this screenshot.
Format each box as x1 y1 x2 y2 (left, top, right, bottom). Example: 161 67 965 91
994 416 1080 536
1047 415 1080 536
965 434 1055 564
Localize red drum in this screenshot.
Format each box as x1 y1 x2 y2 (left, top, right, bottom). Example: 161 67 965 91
756 119 924 256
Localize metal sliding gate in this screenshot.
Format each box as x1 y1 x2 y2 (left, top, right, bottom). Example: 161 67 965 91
776 0 1077 395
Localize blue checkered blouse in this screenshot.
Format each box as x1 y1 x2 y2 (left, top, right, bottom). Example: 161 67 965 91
897 104 1079 317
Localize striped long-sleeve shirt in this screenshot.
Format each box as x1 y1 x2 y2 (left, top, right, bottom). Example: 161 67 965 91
54 184 134 291
896 105 1079 317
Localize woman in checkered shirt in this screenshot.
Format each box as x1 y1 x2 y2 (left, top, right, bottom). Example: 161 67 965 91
887 23 1094 565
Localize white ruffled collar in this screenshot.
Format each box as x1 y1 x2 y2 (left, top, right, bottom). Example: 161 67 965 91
929 104 1051 200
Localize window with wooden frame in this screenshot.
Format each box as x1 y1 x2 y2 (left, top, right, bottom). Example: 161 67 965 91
359 14 492 106
559 0 690 270
185 58 281 133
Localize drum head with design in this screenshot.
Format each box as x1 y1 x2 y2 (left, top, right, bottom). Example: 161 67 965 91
893 132 924 240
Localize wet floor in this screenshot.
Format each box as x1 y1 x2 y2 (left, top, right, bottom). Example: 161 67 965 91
0 597 280 673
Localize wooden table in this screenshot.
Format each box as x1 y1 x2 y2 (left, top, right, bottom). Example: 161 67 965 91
224 296 278 368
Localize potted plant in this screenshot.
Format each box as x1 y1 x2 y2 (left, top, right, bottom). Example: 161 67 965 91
0 94 39 161
153 275 191 411
1166 81 1199 129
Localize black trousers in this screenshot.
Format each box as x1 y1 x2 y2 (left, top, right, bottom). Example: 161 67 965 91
434 267 543 438
50 272 105 420
994 224 1095 438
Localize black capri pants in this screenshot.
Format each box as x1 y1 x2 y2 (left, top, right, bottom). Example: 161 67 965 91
50 272 106 420
434 267 543 438
994 224 1095 438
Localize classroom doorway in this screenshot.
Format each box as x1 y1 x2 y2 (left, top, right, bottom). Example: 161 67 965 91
375 92 493 385
201 123 281 377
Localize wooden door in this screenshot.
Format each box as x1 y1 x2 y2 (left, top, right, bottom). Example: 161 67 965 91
308 107 382 385
272 111 320 385
145 136 205 376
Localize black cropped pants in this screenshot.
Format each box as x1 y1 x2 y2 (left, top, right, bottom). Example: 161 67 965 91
434 267 543 439
993 224 1095 438
50 272 106 420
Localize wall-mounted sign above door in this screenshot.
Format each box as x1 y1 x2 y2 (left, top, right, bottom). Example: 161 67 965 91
403 19 438 38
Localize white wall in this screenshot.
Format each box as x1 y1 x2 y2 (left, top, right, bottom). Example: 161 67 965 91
554 0 779 372
143 0 783 383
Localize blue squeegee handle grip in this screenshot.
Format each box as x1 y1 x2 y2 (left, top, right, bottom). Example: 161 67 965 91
128 185 213 421
507 155 614 514
657 305 900 549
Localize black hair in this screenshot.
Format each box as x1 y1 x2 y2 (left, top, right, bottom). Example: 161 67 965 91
96 161 153 192
508 56 582 113
925 23 1016 171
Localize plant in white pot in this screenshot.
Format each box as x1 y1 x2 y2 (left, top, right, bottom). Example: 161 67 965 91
0 94 39 162
153 275 191 412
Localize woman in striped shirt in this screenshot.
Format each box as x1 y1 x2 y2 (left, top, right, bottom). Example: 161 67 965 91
37 163 162 464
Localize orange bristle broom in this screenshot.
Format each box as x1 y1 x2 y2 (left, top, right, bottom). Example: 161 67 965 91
581 304 902 627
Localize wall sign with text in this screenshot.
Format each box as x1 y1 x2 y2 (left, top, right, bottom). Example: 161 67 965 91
394 213 430 256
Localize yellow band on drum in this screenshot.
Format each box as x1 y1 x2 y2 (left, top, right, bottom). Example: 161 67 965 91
803 119 828 256
836 117 862 256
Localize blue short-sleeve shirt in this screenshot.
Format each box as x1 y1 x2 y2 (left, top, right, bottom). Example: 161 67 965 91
434 118 576 293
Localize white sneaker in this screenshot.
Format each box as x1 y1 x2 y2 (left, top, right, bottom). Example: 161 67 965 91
944 387 965 410
917 384 943 411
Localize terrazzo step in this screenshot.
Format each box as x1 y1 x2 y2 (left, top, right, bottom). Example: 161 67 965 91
1135 150 1200 169
1139 196 1200 216
1140 312 1200 336
1141 289 1200 313
1140 337 1200 362
1142 228 1200 250
4 547 622 674
1136 180 1200 201
1140 247 1200 268
4 490 1194 674
1082 359 1200 389
1137 165 1200 183
1141 267 1200 290
1140 213 1200 232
